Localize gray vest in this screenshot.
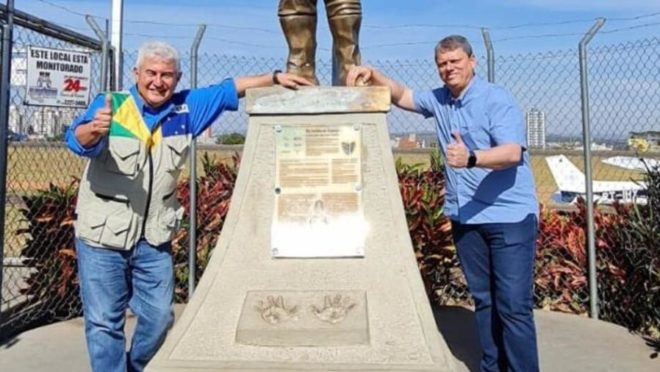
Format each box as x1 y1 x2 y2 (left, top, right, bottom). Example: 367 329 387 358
74 99 191 250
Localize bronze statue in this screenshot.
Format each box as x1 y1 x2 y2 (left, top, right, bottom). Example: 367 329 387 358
278 0 362 86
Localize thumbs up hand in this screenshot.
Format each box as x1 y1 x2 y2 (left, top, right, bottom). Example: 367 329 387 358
447 131 470 168
90 93 112 138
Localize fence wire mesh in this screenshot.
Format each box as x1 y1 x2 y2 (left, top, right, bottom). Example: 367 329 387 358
587 38 660 333
1 15 658 343
497 39 659 333
1 23 101 335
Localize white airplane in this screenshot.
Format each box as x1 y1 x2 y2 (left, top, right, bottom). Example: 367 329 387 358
602 156 660 171
545 155 647 205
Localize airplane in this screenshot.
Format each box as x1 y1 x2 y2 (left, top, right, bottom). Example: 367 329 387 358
602 156 660 171
545 155 647 205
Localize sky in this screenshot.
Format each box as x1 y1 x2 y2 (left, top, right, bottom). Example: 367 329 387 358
14 0 660 60
10 0 660 139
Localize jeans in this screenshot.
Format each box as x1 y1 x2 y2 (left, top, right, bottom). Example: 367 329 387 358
452 214 539 372
76 238 174 372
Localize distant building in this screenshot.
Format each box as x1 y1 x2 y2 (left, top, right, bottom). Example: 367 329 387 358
24 107 78 138
576 142 613 151
526 108 546 149
417 132 439 148
396 133 420 150
628 131 660 153
8 105 21 133
391 133 438 149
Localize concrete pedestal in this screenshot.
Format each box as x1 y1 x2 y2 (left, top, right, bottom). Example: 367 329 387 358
147 87 455 371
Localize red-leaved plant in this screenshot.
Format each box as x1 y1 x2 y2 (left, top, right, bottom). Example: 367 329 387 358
171 152 239 302
395 152 468 306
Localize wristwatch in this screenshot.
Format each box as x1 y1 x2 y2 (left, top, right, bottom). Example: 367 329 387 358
272 69 282 85
467 150 477 168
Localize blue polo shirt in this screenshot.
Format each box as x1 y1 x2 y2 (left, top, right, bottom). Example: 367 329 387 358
66 78 239 157
413 76 538 224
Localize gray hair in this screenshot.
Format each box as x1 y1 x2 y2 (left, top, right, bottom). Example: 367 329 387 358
434 35 474 57
135 41 181 72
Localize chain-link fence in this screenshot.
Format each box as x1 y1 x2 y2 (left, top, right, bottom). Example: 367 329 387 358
123 39 660 207
1 12 103 336
1 9 658 343
587 38 660 332
119 51 484 142
495 38 659 330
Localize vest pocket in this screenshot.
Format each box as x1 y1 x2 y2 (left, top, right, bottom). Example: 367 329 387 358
151 207 183 245
101 213 133 249
163 209 178 229
76 205 133 249
76 211 106 243
104 137 141 176
164 140 190 172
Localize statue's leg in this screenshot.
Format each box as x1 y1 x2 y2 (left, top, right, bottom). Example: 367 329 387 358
278 0 319 85
325 0 362 86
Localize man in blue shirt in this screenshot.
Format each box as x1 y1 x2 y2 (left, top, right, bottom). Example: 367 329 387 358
347 35 539 372
66 41 310 372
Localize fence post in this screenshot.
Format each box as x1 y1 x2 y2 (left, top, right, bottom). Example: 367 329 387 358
481 27 495 83
188 24 206 299
108 45 117 92
85 15 109 92
0 0 15 315
111 0 123 90
105 19 110 91
579 17 605 319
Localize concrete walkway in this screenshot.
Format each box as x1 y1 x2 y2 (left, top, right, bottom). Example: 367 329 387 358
0 305 657 371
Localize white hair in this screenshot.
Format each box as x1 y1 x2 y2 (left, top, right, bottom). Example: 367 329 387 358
135 41 181 72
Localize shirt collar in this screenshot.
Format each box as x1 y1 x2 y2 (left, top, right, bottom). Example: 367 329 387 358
446 75 480 105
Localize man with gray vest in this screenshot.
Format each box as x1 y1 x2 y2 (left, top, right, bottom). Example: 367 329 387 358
65 40 310 372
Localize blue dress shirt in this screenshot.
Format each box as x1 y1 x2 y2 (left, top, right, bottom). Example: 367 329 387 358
414 76 538 224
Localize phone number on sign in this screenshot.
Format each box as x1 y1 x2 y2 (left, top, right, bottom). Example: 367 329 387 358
61 99 87 106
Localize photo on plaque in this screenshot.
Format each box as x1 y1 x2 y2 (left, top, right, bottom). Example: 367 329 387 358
271 123 367 258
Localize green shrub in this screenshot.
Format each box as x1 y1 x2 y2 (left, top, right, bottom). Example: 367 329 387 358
612 162 660 339
215 132 246 145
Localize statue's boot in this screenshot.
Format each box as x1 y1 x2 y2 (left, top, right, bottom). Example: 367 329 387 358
326 0 362 86
278 0 319 85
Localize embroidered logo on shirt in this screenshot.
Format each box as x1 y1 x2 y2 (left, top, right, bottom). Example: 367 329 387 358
173 104 189 113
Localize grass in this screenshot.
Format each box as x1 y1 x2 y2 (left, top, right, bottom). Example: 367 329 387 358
6 144 87 191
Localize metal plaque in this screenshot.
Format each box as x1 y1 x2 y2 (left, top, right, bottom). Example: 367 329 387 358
271 124 366 258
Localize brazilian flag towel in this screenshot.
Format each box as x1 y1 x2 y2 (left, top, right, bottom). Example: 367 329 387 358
109 92 162 148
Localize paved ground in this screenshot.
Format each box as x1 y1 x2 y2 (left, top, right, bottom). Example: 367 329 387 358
0 305 657 371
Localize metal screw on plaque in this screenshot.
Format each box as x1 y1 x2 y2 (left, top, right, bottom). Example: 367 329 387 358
274 125 282 132
356 247 364 255
272 248 279 256
354 184 362 192
274 187 282 195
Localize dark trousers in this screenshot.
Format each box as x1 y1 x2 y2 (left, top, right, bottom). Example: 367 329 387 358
451 214 539 372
